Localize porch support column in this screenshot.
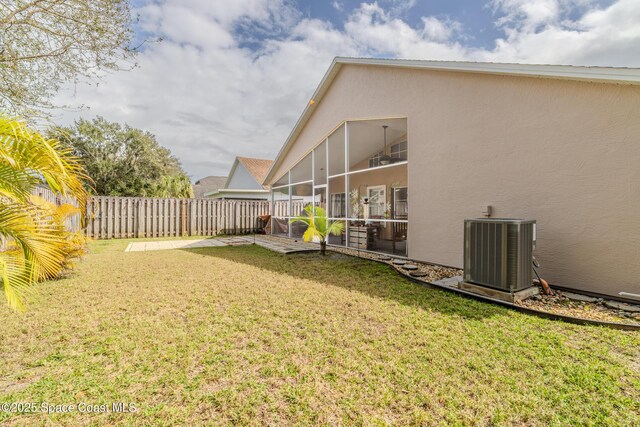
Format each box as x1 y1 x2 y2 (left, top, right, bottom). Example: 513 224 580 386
344 121 349 246
288 170 292 238
311 149 315 207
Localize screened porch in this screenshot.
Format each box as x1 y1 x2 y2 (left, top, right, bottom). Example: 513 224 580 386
271 117 408 257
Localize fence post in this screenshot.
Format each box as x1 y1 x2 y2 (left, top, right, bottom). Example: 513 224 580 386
232 201 237 235
181 199 186 237
189 200 196 236
85 197 92 238
135 199 141 238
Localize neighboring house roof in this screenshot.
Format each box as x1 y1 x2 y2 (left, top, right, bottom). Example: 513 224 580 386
205 188 270 198
234 157 273 188
263 57 640 184
192 175 227 198
203 157 274 197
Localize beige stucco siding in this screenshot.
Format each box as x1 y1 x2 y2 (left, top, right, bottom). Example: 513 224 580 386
271 64 640 297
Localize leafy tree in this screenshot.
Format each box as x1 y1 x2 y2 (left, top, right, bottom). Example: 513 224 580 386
0 0 135 116
50 117 193 197
152 175 194 199
0 115 88 310
290 205 344 256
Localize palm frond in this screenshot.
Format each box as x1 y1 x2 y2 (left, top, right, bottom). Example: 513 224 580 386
0 203 67 281
327 220 345 236
0 164 38 202
0 116 89 310
289 204 314 227
303 225 319 242
0 116 89 208
289 205 344 245
0 255 35 311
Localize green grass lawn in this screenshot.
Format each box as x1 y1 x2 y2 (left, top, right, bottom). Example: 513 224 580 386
0 239 638 426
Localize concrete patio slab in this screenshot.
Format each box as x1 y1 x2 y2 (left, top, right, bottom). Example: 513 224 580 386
216 237 253 246
250 236 319 254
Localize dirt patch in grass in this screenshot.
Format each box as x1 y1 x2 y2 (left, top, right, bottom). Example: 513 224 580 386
0 239 638 426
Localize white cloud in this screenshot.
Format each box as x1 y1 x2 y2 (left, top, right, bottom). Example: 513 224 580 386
491 0 562 30
52 0 640 180
421 17 463 42
484 0 640 64
341 4 468 59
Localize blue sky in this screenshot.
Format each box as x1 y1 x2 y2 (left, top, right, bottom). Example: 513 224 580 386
300 0 502 48
56 0 640 180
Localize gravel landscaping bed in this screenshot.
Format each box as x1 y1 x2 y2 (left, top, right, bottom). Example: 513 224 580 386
328 246 463 282
261 235 640 327
516 289 640 326
332 246 640 327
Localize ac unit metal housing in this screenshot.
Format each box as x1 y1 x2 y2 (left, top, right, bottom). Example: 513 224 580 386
464 218 536 292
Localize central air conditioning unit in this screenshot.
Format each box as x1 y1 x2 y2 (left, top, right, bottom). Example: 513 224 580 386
464 218 536 292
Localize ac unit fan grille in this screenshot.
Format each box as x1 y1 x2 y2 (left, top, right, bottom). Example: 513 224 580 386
464 219 535 292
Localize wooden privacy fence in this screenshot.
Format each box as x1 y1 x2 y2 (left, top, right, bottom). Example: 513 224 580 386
23 190 314 240
32 186 83 232
86 197 270 239
273 200 306 218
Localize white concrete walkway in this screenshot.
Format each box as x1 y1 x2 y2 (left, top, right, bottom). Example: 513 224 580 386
125 239 229 252
123 235 320 254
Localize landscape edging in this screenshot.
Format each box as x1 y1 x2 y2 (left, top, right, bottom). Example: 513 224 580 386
320 248 640 331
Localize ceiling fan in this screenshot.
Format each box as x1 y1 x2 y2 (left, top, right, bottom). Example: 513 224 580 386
379 125 395 165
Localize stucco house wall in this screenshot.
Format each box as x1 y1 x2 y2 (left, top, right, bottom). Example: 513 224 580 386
269 64 640 298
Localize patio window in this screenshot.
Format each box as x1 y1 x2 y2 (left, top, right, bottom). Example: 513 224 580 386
368 151 383 168
393 187 408 219
390 140 407 161
330 193 346 217
369 140 407 167
367 186 386 218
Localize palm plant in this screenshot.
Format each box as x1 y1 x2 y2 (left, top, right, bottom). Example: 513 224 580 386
290 205 344 255
0 116 88 310
29 196 88 276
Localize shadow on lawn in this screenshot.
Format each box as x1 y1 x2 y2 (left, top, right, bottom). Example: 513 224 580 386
180 244 506 321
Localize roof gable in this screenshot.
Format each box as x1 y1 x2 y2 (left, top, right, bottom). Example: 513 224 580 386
224 156 273 190
263 57 640 184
